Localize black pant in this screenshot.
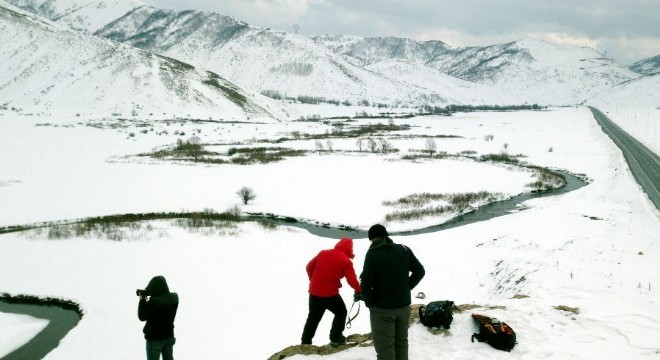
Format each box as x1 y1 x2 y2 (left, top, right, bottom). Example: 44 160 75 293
301 294 347 344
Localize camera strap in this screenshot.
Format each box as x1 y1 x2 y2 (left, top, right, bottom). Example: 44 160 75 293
345 300 360 329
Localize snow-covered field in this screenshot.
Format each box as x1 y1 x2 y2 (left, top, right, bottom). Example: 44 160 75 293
0 313 48 358
0 107 659 359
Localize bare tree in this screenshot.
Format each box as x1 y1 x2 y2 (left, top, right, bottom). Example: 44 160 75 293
236 186 256 205
379 138 392 153
356 138 363 152
425 138 437 157
367 138 378 152
315 140 324 152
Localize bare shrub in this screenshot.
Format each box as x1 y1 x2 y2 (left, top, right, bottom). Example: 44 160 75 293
227 205 242 217
383 191 503 222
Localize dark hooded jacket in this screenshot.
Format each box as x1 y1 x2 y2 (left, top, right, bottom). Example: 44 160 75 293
307 238 361 297
360 237 425 309
138 276 179 340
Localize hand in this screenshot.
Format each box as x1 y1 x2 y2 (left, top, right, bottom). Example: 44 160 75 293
353 293 363 302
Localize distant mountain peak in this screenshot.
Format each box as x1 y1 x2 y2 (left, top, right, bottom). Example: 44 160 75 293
0 0 290 119
5 0 145 32
629 55 660 75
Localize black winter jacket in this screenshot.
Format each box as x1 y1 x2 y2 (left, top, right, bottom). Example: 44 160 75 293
138 276 179 340
360 237 425 309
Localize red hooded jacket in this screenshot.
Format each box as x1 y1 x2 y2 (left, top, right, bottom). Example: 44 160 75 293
307 238 361 297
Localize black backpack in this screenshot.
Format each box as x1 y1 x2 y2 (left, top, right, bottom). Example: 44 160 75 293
419 300 454 328
471 313 516 352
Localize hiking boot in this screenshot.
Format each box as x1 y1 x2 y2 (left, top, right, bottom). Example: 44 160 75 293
330 336 346 346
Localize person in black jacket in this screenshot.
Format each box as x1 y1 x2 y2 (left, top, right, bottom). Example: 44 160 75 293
360 224 425 360
138 275 179 360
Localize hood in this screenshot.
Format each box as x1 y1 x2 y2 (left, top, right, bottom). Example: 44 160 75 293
145 275 170 296
369 236 393 250
334 237 355 259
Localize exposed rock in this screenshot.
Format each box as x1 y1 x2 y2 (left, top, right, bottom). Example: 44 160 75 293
269 303 507 358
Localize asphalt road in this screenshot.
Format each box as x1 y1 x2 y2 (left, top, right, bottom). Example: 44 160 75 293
589 107 660 211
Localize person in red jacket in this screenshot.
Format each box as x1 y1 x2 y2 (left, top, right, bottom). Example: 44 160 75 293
301 237 361 346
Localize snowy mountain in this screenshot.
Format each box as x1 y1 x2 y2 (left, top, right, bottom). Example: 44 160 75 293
4 1 650 109
0 1 290 119
5 0 143 32
629 55 660 75
94 6 455 107
316 36 640 105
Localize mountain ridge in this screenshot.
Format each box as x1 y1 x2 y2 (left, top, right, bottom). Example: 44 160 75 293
0 0 292 120
4 0 656 109
629 55 660 75
95 5 451 107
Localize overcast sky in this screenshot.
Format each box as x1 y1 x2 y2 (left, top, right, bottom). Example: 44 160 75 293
153 0 660 65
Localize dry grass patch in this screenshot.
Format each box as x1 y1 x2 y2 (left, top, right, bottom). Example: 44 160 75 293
554 305 580 315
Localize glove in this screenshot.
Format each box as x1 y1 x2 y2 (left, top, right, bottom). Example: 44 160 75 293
353 292 363 302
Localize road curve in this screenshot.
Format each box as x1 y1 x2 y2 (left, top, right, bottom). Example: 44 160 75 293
589 107 660 211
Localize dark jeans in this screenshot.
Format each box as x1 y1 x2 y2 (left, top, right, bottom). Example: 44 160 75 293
301 294 347 344
370 306 411 360
146 337 175 360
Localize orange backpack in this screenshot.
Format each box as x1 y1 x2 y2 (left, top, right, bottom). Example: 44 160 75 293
471 313 516 351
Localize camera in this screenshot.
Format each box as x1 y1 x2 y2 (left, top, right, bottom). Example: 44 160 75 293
136 289 150 297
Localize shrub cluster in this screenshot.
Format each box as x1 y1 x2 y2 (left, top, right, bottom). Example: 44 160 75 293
227 147 307 165
419 104 546 115
384 191 503 222
22 211 243 240
479 153 520 164
526 167 566 192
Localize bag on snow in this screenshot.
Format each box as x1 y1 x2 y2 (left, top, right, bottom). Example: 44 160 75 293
419 300 454 328
471 313 516 352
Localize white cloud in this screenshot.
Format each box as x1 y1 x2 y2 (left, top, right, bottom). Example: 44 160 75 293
531 33 600 49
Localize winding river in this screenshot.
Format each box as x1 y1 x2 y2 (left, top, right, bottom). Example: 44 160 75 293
0 302 80 360
0 170 587 359
258 170 587 239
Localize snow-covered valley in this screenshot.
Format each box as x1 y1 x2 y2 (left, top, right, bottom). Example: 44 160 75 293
0 107 659 359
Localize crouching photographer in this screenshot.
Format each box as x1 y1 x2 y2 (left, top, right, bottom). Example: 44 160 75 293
137 275 179 360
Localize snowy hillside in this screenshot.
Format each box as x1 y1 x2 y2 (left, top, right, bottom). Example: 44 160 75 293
424 38 641 105
312 35 448 67
365 59 519 105
313 36 640 105
94 6 454 107
586 74 660 153
5 0 143 32
629 55 660 75
0 1 291 119
589 74 660 109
